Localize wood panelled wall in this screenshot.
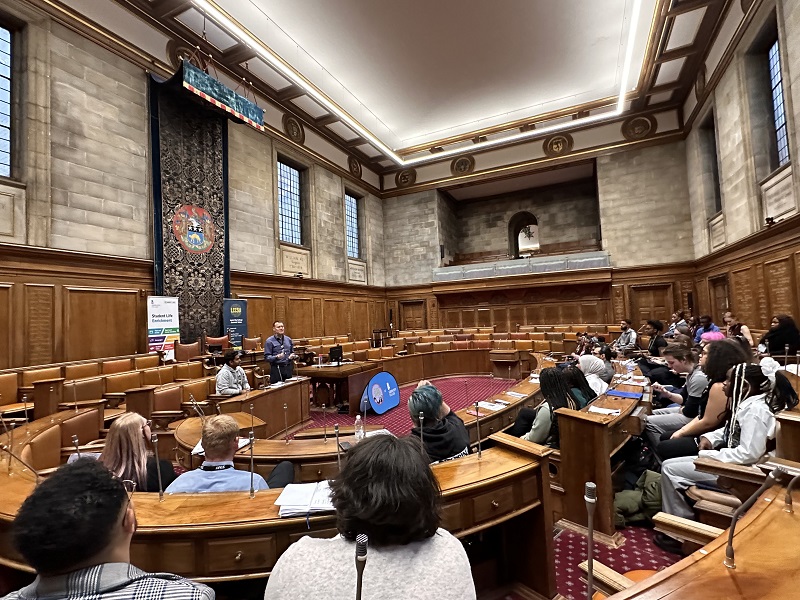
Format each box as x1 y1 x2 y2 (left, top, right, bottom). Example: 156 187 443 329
231 272 388 342
0 244 153 369
5 215 800 367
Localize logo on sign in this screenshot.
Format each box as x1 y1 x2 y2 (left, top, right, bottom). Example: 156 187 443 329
230 305 242 316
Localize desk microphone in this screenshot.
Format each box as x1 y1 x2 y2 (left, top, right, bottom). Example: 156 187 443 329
248 430 256 499
418 412 425 456
1 443 40 484
785 471 800 513
150 433 164 502
189 394 205 421
335 424 341 471
474 402 482 459
71 435 81 458
355 533 368 600
724 467 784 569
584 482 597 600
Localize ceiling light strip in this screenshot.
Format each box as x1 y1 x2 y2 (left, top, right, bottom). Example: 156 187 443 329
192 0 643 168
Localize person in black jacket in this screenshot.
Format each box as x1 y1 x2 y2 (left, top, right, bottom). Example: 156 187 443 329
408 381 470 464
759 314 800 359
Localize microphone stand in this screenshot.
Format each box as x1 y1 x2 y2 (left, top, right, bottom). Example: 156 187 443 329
71 435 81 459
7 423 14 474
584 482 597 600
355 533 368 600
335 424 341 471
322 404 327 443
785 472 800 513
0 443 40 483
419 412 425 456
284 403 289 445
150 433 164 502
474 401 482 459
189 394 205 422
248 430 255 499
724 467 784 569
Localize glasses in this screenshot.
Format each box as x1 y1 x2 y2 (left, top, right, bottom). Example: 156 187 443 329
121 478 136 500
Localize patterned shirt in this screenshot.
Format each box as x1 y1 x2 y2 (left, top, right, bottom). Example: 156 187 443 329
1 562 213 600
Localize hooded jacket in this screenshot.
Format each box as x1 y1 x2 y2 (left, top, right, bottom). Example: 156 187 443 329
410 411 470 464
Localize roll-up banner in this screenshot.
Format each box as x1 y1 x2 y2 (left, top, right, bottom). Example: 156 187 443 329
147 296 180 361
223 298 248 350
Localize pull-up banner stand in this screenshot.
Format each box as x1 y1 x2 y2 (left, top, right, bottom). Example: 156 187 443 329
147 296 180 361
222 298 248 350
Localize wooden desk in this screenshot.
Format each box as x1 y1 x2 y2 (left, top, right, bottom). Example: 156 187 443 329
0 418 557 598
489 349 521 379
295 363 381 415
215 379 310 438
609 485 800 599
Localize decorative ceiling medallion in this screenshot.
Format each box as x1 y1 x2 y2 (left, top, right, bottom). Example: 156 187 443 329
167 41 202 71
348 156 362 179
395 169 417 188
172 205 215 254
621 115 658 141
450 155 475 176
282 115 305 145
542 134 574 158
694 64 706 101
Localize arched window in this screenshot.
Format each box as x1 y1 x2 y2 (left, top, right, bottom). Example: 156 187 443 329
508 212 539 258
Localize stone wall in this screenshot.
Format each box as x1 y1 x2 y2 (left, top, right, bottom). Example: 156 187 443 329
362 192 386 286
456 180 599 256
228 123 275 273
437 192 459 266
382 190 440 286
48 23 150 258
310 165 346 281
597 141 694 267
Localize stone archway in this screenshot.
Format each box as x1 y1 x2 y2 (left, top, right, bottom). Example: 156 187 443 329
508 211 539 258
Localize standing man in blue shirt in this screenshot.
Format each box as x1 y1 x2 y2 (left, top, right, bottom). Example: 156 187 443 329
692 315 721 344
264 320 297 384
165 415 294 493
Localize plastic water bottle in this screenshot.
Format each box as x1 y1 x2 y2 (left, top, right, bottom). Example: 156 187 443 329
354 415 365 441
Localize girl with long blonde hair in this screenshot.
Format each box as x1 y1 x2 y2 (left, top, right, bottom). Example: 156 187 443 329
99 412 176 492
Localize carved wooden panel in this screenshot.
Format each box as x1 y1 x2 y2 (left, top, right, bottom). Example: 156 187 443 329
765 258 795 318
312 298 323 337
237 295 274 339
461 309 476 328
508 306 525 331
63 287 140 361
322 299 348 337
25 284 55 366
630 284 673 324
286 297 313 338
754 265 769 328
730 269 754 327
352 301 370 341
372 301 387 331
491 308 509 331
611 285 626 322
0 284 11 369
476 308 492 328
275 296 287 323
443 309 461 329
427 297 439 328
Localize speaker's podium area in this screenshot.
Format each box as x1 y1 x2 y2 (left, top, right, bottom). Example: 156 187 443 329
2 0 800 598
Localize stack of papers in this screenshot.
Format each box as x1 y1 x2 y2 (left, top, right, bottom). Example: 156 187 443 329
505 391 526 399
275 481 335 518
588 406 621 416
477 401 505 412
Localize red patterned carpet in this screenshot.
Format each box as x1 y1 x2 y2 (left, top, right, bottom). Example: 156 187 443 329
298 375 517 436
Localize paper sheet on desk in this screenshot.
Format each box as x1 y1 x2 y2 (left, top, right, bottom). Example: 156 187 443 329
588 406 621 416
275 481 334 517
477 401 505 412
192 438 251 456
505 391 526 399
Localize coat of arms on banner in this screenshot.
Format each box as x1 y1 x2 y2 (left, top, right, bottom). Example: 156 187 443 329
172 205 215 253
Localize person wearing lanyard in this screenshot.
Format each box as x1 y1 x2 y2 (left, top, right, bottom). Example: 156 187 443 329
165 415 294 492
264 321 297 384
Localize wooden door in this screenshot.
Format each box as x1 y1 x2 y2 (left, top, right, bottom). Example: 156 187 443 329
631 285 672 326
400 301 426 330
709 277 729 322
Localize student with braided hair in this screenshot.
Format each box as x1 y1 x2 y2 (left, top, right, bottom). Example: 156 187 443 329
654 357 798 553
508 368 580 449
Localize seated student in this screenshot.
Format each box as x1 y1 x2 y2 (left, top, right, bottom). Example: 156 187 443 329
644 319 668 357
655 359 798 553
166 414 294 492
577 355 609 396
408 381 470 464
664 311 688 338
723 311 754 347
215 350 251 396
100 412 177 492
699 330 725 347
646 341 750 461
508 368 579 448
758 313 800 358
692 315 721 344
4 460 213 600
595 345 615 384
562 366 597 408
611 319 638 354
265 435 476 600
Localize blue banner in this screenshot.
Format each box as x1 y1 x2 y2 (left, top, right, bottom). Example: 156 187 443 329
359 371 400 415
222 298 248 350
